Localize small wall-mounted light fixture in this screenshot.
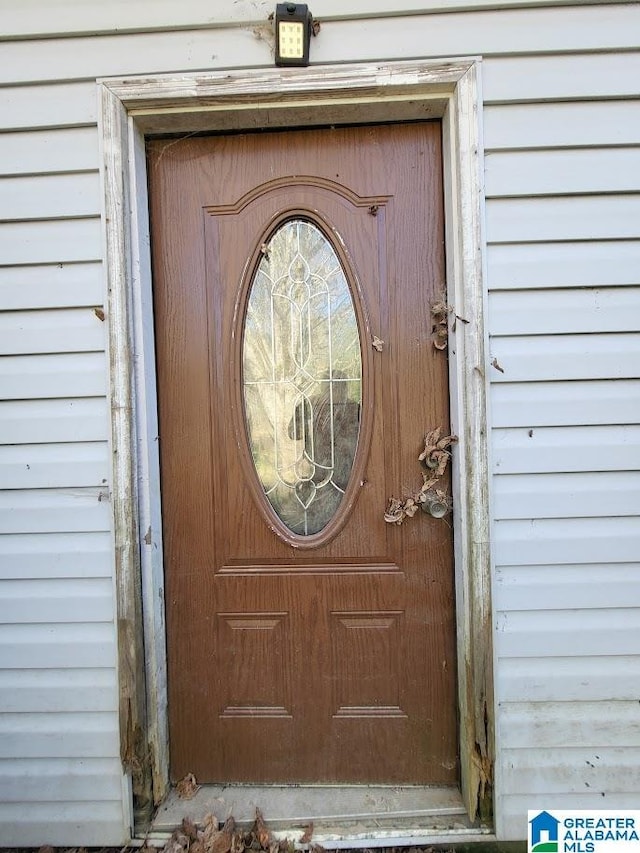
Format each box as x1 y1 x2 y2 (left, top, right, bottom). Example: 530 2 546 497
275 3 313 67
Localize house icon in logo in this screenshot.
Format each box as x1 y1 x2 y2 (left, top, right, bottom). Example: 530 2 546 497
530 811 560 852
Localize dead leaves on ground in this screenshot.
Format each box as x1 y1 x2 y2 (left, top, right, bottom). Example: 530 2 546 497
177 772 201 800
254 808 271 850
164 815 232 853
384 428 457 525
299 823 314 844
163 809 320 853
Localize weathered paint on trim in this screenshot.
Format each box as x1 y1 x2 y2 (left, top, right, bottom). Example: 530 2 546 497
99 58 493 832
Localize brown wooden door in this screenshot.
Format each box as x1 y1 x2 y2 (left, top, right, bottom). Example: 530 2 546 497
148 122 457 785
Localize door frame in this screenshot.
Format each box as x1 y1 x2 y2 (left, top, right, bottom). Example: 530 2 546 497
98 58 493 832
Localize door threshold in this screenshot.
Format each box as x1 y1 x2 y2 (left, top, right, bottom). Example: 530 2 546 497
150 785 490 847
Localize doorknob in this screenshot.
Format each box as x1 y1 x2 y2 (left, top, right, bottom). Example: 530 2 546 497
420 489 450 519
384 428 457 525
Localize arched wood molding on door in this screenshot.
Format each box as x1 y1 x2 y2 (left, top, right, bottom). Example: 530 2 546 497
98 58 493 831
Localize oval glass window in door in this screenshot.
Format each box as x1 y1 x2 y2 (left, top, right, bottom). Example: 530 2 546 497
242 218 362 537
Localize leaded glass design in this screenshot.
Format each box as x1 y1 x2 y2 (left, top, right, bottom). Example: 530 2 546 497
242 219 362 536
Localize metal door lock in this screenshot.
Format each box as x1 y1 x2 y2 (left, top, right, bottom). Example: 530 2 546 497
420 490 450 518
384 427 457 525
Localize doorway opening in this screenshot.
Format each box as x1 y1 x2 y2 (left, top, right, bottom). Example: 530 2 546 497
98 59 493 841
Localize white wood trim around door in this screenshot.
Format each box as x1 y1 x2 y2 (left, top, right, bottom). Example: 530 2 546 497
98 57 493 835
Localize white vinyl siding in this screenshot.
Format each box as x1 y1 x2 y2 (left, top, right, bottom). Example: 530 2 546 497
485 77 640 841
1 0 638 844
0 262 104 310
0 22 121 836
0 128 100 177
0 0 628 39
